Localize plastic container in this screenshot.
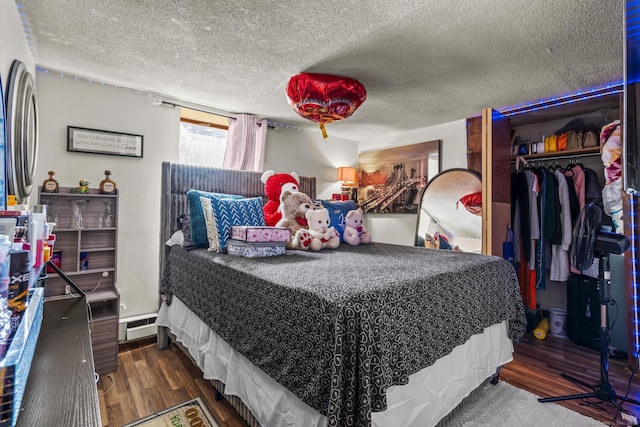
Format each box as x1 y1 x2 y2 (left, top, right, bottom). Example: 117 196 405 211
0 235 13 357
80 252 88 270
549 308 568 338
30 205 47 267
533 317 550 340
8 250 29 318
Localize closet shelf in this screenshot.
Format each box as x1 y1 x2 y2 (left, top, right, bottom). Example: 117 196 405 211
510 147 600 162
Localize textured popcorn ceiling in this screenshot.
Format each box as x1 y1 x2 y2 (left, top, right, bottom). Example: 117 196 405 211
18 0 624 142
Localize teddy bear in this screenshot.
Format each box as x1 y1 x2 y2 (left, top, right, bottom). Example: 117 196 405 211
343 208 371 245
305 208 340 251
275 190 313 250
261 170 300 226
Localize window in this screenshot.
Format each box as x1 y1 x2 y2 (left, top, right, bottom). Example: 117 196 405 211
179 108 229 167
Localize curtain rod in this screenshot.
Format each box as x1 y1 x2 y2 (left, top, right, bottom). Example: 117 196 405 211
160 100 235 119
160 100 275 128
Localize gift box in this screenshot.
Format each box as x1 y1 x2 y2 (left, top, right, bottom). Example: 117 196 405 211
230 226 291 243
227 240 286 258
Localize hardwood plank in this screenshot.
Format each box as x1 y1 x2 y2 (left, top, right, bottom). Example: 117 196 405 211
101 334 640 427
100 339 248 427
501 333 640 425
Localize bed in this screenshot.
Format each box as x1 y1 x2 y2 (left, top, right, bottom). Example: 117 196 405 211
156 162 527 427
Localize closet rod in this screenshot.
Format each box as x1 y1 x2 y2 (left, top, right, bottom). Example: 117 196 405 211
510 151 599 163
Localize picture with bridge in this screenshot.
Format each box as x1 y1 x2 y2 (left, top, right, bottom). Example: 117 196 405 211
357 140 441 214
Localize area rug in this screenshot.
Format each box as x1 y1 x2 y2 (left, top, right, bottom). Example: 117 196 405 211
439 382 607 426
122 397 220 427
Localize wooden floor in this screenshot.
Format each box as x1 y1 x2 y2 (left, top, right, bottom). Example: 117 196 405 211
97 338 249 427
501 333 640 426
99 334 640 426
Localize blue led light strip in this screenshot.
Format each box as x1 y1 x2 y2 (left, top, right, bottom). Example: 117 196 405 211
500 83 624 117
631 195 640 362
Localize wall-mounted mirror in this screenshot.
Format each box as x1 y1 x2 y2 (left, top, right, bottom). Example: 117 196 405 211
415 168 482 253
5 60 39 204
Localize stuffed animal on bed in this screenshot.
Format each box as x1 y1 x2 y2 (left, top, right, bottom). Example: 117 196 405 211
343 208 372 245
305 208 340 251
261 170 300 227
275 190 313 250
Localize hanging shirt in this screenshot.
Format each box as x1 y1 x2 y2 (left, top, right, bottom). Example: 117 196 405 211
524 170 540 270
534 167 547 290
543 169 558 241
550 170 573 281
511 172 531 263
568 165 586 212
584 167 603 207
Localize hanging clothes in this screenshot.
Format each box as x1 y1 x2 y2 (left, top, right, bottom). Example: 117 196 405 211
567 164 586 212
584 167 604 207
600 120 623 233
534 167 547 290
543 169 559 243
523 170 540 270
511 172 531 263
563 173 580 225
550 169 572 281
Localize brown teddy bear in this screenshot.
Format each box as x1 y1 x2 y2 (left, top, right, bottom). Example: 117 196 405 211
275 190 313 250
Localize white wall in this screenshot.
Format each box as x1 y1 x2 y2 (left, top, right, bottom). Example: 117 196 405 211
359 120 469 246
263 126 358 199
35 71 179 318
0 0 35 93
2 0 457 315
34 71 358 318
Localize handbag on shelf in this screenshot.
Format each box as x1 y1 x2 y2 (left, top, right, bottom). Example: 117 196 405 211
582 130 599 148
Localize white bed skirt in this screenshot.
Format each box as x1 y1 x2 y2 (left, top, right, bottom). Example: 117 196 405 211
157 297 514 427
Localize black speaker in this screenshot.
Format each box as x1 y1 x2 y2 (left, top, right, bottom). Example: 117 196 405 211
566 274 600 350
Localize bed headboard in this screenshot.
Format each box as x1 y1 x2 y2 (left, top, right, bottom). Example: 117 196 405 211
159 162 317 282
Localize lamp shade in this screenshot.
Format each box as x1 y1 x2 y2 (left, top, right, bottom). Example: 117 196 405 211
337 167 357 183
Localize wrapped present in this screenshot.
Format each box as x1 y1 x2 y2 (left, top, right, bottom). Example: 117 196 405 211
230 226 291 243
227 240 286 258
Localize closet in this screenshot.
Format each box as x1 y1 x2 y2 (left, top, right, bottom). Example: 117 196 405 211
480 86 626 351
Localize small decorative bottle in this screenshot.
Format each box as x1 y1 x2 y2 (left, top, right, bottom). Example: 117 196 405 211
42 171 59 193
100 170 117 194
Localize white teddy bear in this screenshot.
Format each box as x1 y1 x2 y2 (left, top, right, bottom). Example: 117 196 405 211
343 208 372 245
305 208 340 251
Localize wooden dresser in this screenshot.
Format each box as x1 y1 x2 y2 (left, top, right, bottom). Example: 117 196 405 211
16 295 101 426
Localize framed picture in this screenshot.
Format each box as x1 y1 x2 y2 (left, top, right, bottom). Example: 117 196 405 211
67 126 143 158
357 140 441 214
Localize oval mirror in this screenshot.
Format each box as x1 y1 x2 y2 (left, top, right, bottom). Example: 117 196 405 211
415 168 482 253
6 60 39 204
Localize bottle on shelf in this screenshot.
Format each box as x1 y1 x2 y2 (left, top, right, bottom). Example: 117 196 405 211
42 171 59 193
99 170 117 194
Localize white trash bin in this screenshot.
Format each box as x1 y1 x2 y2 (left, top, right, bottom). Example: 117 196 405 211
549 308 568 338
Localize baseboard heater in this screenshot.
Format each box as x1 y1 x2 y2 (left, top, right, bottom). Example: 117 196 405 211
119 313 158 342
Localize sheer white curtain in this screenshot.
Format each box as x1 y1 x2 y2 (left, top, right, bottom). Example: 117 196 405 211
222 113 267 171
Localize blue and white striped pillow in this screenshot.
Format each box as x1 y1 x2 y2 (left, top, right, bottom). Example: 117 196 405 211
202 196 265 252
187 189 243 248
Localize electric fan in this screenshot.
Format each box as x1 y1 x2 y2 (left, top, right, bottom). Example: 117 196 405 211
538 202 639 409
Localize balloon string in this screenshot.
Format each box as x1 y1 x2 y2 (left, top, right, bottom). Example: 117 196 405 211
320 123 328 139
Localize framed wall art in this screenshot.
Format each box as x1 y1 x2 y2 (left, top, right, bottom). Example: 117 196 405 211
357 140 441 214
68 126 144 158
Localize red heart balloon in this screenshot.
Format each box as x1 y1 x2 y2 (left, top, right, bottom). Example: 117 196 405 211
286 73 366 137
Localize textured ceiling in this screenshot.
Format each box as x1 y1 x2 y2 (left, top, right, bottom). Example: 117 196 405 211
17 0 624 142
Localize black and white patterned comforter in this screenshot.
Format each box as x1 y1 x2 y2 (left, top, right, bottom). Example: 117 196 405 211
160 242 526 427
